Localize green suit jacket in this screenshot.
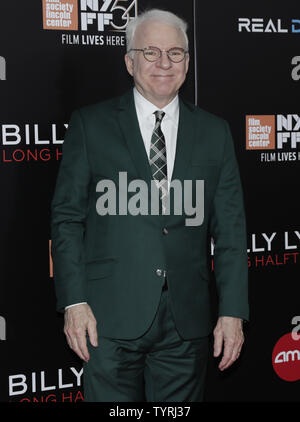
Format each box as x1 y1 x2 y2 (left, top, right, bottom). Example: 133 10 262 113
51 89 249 340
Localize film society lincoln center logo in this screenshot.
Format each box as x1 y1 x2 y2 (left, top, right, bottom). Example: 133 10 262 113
246 114 300 162
246 115 275 150
42 0 138 33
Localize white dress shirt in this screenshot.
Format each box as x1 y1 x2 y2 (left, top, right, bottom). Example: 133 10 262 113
65 88 179 310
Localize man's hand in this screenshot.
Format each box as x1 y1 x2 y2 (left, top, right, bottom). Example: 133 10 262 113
64 304 98 362
213 316 244 371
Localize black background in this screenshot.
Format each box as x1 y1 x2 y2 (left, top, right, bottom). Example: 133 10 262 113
0 0 299 402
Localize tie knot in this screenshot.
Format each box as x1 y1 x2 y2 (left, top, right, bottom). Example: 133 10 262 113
154 110 165 123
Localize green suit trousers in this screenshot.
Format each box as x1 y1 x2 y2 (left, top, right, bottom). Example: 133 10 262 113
83 281 209 402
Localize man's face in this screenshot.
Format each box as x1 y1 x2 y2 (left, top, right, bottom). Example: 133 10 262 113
125 20 189 107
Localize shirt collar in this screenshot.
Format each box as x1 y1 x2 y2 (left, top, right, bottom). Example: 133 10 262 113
133 87 179 123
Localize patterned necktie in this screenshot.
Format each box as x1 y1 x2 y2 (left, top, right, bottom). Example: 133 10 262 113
149 110 168 214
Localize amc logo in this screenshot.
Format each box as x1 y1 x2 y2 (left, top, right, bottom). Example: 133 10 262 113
274 350 300 363
272 333 300 381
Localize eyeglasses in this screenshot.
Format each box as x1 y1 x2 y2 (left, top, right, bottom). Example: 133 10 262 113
129 46 188 63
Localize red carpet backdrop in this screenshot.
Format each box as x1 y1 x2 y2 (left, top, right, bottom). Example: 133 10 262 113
0 0 299 402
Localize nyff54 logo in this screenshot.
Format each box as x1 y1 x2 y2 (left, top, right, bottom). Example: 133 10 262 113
246 114 300 162
43 0 138 32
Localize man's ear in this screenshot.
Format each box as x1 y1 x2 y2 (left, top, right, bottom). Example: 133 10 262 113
124 53 133 76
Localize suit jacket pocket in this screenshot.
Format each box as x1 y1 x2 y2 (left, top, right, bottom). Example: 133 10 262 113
85 257 117 280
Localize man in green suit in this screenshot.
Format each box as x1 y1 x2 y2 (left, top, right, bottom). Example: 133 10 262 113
51 9 249 402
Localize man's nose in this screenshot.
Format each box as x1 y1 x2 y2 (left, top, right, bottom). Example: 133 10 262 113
156 51 172 69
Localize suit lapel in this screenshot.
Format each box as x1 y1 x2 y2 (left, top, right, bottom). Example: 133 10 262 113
160 97 197 223
170 97 197 185
117 89 153 186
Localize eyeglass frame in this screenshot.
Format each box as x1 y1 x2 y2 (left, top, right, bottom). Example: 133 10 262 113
129 46 189 63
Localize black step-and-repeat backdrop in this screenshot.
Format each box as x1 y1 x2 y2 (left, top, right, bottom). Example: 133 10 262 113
0 1 299 402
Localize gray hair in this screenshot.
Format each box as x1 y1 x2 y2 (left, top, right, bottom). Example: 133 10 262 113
126 9 189 57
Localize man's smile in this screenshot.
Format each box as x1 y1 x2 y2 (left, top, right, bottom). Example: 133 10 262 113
151 74 174 78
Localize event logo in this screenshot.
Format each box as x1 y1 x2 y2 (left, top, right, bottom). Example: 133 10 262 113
292 56 300 81
0 123 67 163
272 319 300 382
0 56 6 80
43 0 78 30
210 230 300 271
246 115 275 150
246 230 300 268
42 0 138 46
9 367 83 401
246 114 300 162
0 316 6 341
245 230 299 268
238 18 300 33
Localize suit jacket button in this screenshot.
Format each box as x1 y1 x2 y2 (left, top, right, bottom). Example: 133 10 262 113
162 227 168 235
156 269 162 276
